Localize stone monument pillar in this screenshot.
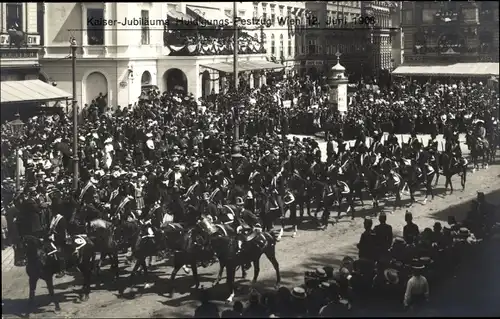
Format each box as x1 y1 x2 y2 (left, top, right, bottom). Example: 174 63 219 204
328 52 349 116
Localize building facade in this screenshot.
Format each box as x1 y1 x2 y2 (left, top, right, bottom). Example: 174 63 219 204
0 2 42 81
401 1 499 65
221 1 306 72
362 1 399 74
296 1 371 80
41 2 273 109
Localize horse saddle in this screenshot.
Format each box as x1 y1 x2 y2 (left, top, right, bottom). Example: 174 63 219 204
241 228 259 242
246 232 267 249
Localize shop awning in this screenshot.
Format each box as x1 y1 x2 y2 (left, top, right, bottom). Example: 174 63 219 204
392 63 499 77
201 60 285 73
187 5 233 26
167 10 196 22
1 80 72 104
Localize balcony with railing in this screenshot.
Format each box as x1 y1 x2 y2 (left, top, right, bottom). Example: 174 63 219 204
163 26 266 57
0 33 41 49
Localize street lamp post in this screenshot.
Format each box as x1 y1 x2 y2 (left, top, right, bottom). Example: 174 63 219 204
10 113 25 193
70 37 79 191
233 1 240 143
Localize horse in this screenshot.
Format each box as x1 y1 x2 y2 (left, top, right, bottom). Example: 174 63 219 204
257 188 286 240
162 221 217 298
86 218 121 286
486 126 499 163
439 152 468 193
197 216 281 303
366 166 404 213
401 159 435 205
285 170 308 237
117 219 167 295
22 234 93 314
466 131 490 171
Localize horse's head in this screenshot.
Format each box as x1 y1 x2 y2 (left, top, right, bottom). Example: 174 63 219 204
23 235 56 265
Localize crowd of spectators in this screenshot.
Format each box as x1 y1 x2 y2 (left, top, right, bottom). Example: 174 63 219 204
1 73 498 249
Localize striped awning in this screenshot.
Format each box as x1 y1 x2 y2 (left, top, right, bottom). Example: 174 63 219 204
1 80 72 104
167 10 196 22
201 60 285 73
187 5 233 26
392 63 499 77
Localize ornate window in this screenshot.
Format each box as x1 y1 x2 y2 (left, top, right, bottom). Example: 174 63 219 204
288 36 292 56
271 33 275 55
279 34 284 58
413 31 427 54
6 3 23 31
141 10 150 45
87 8 105 45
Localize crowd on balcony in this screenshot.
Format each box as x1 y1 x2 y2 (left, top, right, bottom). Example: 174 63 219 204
165 30 265 56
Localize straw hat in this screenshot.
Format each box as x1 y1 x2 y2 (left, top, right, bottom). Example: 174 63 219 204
291 287 307 299
383 268 400 285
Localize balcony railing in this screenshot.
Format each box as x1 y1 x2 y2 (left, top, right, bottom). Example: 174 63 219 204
0 33 41 48
163 31 266 56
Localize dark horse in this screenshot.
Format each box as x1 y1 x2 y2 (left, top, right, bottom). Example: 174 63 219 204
22 234 93 314
439 152 467 193
466 131 490 171
198 216 281 303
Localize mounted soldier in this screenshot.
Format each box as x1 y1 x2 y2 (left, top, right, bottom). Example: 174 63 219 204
369 131 383 155
234 196 262 254
474 119 488 149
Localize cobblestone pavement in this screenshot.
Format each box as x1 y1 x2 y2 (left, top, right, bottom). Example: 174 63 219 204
2 134 498 318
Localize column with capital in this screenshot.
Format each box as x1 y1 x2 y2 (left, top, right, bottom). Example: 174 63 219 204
81 3 88 55
103 2 110 56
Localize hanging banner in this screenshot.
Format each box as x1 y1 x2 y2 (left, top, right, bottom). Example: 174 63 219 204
282 100 292 108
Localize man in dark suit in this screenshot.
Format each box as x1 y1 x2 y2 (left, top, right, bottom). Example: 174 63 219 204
326 135 335 160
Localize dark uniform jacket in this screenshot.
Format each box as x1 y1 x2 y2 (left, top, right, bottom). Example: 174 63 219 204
403 222 420 244
374 222 393 252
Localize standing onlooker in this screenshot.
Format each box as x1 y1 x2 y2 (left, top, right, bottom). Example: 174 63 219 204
242 290 268 318
193 289 220 318
403 264 429 311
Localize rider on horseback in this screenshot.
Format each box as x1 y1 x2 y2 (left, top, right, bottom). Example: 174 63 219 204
475 120 488 148
234 197 262 254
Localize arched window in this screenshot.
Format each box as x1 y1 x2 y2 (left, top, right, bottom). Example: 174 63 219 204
262 33 267 52
279 34 284 58
271 33 275 55
288 36 292 56
254 32 259 40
